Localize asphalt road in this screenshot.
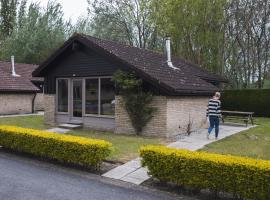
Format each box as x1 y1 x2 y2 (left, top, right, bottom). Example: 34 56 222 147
0 151 194 200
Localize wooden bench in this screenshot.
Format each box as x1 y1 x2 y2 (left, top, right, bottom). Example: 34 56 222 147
221 110 254 127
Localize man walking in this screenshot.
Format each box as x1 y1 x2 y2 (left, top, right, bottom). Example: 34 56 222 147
206 92 221 140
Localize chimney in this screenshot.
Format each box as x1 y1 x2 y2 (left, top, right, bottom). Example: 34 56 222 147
11 56 20 77
165 37 178 70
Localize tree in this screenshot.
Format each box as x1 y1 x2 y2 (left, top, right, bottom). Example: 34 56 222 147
224 0 270 88
88 0 161 50
0 0 70 64
0 0 18 37
151 0 227 74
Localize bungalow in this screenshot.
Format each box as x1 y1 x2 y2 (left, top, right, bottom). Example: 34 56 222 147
0 57 44 115
33 33 226 137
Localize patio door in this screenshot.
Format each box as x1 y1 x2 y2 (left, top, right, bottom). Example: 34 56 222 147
72 79 83 119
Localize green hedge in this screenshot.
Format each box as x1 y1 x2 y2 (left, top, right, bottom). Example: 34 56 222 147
222 89 270 117
0 125 112 169
140 146 270 200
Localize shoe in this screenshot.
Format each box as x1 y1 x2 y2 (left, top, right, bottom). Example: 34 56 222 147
215 137 218 140
207 133 210 139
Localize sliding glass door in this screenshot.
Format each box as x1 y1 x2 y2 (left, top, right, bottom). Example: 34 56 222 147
72 79 83 118
56 77 115 119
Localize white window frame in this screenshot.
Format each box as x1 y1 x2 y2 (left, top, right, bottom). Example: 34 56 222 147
84 76 115 118
56 78 70 114
55 76 115 118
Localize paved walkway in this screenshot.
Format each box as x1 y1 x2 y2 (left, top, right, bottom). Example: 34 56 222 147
46 127 70 134
103 124 255 185
0 112 44 118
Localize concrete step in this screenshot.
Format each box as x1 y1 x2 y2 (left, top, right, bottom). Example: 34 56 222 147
58 123 82 129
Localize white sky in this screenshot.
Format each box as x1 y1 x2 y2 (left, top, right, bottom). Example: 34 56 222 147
31 0 89 23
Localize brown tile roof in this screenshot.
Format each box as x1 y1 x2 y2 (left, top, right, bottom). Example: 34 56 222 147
0 61 42 92
34 33 227 95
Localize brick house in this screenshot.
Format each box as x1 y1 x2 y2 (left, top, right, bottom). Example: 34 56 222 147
33 33 226 137
0 58 44 115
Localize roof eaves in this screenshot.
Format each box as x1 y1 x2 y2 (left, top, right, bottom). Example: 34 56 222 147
77 36 178 95
32 35 78 77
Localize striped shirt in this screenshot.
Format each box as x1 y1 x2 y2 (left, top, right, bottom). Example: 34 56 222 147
206 98 221 117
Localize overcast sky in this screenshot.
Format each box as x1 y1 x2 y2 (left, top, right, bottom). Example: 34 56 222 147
32 0 89 23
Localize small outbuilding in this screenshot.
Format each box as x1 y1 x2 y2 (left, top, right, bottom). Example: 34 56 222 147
33 33 226 137
0 58 44 115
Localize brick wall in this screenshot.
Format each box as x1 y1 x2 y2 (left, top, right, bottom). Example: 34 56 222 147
44 94 55 125
0 93 35 115
115 95 208 138
166 96 209 137
115 95 167 137
34 93 44 111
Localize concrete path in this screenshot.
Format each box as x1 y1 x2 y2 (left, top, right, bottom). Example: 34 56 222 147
0 112 44 118
46 127 70 134
103 124 255 185
168 124 255 150
0 151 193 200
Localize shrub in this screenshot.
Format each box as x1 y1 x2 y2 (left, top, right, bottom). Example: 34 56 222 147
112 70 156 134
140 145 270 200
222 89 270 117
0 126 112 169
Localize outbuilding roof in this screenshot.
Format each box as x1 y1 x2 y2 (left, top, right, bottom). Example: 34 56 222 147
33 33 227 95
0 61 42 92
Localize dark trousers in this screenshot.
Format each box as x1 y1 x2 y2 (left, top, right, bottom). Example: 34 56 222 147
208 116 219 138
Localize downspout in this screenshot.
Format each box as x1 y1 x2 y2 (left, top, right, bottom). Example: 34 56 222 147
32 93 37 113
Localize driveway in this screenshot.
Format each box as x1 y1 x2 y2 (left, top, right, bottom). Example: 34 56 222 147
0 151 196 200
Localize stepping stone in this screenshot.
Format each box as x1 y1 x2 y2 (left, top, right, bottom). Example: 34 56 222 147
102 165 138 179
58 123 82 129
120 167 150 185
46 128 70 134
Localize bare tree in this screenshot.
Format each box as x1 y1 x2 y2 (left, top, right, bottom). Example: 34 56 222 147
224 0 270 89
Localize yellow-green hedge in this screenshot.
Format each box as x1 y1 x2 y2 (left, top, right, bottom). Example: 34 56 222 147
0 126 112 169
140 146 270 200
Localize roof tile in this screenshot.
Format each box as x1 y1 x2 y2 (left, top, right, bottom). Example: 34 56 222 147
0 61 42 92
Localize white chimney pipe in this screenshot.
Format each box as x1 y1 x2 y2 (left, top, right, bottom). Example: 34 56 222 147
11 56 20 77
165 37 178 70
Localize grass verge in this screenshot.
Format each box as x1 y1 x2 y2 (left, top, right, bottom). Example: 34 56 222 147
203 118 270 160
0 115 164 162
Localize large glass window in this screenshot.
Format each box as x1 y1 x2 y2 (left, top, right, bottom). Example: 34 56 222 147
100 78 115 116
85 79 99 114
85 78 115 116
57 79 68 112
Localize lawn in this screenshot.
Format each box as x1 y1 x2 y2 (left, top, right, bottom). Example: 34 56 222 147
0 115 164 162
202 118 270 160
0 115 49 130
67 129 163 162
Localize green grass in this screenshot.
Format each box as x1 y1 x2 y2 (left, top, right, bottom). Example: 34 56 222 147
0 115 49 130
263 80 270 89
0 115 163 162
202 118 270 160
67 129 164 162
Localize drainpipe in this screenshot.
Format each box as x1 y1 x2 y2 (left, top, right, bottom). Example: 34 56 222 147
32 93 37 113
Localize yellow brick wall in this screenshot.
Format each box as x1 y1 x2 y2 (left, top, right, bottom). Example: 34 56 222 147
114 96 167 137
34 93 44 111
0 93 34 115
44 94 56 125
166 96 209 137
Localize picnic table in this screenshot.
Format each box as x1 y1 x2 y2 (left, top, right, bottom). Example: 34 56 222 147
221 110 254 126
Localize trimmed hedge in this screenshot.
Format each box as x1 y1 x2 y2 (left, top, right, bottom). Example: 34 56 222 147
222 89 270 117
140 146 270 200
0 126 112 169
